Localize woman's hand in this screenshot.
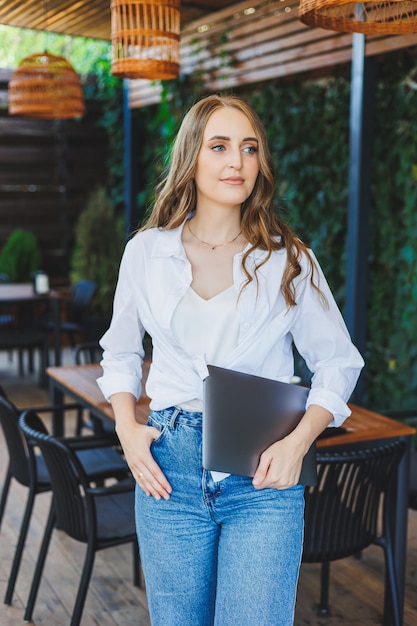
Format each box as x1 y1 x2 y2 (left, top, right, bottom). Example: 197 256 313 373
117 422 172 500
252 404 333 490
117 423 172 500
110 391 172 500
252 436 305 490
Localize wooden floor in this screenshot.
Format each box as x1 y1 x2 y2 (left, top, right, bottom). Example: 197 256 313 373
0 350 416 625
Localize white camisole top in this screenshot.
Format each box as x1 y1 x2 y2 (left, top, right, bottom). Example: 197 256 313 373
171 285 240 412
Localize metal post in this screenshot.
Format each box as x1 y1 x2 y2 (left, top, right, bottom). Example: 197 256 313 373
345 33 375 402
123 81 138 239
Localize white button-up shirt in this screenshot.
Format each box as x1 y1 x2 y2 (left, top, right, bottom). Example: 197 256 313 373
97 223 364 427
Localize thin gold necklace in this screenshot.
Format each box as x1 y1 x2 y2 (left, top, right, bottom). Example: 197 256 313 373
187 220 241 250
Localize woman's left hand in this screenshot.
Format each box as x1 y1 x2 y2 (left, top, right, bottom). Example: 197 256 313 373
252 437 305 490
252 404 333 490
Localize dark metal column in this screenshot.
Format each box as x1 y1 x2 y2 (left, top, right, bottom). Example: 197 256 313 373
345 33 375 401
123 81 139 239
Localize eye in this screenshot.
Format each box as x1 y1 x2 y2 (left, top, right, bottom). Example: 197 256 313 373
243 145 258 154
212 144 226 152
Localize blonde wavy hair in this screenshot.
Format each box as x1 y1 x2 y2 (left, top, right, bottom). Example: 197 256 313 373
143 94 324 307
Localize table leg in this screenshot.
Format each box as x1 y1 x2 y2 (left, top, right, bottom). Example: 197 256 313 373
51 298 62 366
384 436 411 626
49 381 64 437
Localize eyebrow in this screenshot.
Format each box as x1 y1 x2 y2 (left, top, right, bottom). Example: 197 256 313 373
207 135 258 143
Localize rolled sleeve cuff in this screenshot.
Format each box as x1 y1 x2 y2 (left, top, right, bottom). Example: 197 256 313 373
96 373 142 403
306 388 352 427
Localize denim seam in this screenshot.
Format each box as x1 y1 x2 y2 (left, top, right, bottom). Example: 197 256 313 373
168 407 181 430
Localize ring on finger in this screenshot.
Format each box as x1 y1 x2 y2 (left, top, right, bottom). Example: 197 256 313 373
138 472 144 478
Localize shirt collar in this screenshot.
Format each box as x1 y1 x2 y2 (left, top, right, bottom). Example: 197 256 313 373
151 224 186 258
150 218 273 264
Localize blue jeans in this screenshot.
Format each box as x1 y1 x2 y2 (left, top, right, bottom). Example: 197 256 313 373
135 407 305 626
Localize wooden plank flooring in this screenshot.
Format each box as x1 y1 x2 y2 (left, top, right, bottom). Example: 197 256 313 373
0 350 416 625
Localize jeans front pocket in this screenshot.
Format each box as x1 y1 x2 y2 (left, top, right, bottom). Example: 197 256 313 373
147 410 168 445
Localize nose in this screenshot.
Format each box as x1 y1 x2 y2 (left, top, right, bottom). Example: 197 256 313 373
228 146 242 170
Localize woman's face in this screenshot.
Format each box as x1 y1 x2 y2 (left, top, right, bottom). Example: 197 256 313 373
194 107 260 213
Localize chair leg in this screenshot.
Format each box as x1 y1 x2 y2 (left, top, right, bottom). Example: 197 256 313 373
4 488 36 605
376 537 402 626
132 539 141 587
28 348 35 373
0 465 12 531
23 502 56 622
319 561 331 615
70 542 96 626
75 407 86 435
18 349 25 377
39 340 50 388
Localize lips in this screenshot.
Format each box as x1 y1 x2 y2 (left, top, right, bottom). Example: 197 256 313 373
221 177 244 184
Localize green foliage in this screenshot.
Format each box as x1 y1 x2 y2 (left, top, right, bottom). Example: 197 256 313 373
0 229 41 282
364 52 417 410
248 74 351 304
86 57 125 210
135 54 208 226
135 52 417 412
0 24 111 76
71 187 124 317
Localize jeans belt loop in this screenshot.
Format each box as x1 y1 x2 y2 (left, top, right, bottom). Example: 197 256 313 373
168 407 181 430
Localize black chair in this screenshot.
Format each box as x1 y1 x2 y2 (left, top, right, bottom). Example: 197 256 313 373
302 439 406 625
0 276 48 383
19 410 140 626
0 328 49 385
0 392 132 607
73 340 103 366
41 279 97 348
381 409 417 510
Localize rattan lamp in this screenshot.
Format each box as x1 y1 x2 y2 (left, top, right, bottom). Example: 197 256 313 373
111 0 180 79
8 52 85 119
299 0 417 33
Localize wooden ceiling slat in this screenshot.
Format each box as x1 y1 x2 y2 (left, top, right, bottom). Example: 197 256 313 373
1 0 44 27
181 16 308 74
201 32 352 85
0 0 243 39
40 1 111 39
182 0 278 44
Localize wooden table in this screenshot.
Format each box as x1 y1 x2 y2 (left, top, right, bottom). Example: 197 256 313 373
0 283 63 365
46 363 415 625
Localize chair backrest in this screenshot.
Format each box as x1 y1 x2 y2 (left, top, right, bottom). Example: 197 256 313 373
0 395 32 487
72 280 97 308
19 410 94 543
73 341 103 365
71 280 97 323
303 440 405 563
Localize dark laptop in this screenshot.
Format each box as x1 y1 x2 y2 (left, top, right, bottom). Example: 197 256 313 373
202 365 317 486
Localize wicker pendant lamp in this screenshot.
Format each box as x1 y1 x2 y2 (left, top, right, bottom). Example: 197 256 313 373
299 0 417 34
111 0 181 79
8 52 85 119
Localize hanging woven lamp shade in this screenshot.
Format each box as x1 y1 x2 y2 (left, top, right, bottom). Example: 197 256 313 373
111 0 180 79
8 52 85 119
299 0 417 34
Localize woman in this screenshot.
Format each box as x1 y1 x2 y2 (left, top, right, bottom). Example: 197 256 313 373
97 94 364 626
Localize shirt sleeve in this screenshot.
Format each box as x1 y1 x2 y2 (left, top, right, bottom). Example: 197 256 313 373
291 251 365 427
96 240 146 402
